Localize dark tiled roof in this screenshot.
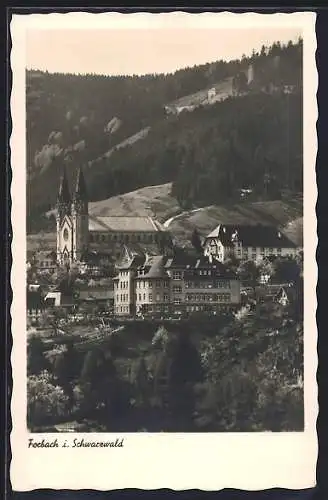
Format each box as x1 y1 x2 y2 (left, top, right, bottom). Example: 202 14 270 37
74 166 88 201
276 286 297 302
57 167 71 204
136 256 168 279
206 224 296 248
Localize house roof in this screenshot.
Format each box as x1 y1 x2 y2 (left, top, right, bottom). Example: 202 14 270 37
276 286 297 302
78 289 114 300
136 255 168 279
34 250 57 261
44 291 74 306
89 215 164 233
206 224 296 248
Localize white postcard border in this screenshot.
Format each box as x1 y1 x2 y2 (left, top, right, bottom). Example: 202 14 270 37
10 11 318 492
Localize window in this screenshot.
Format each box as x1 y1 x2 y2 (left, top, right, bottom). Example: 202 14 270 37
102 234 106 242
149 281 153 288
185 281 192 289
164 294 169 302
173 285 182 293
156 280 161 288
173 271 182 280
149 294 153 302
163 281 169 288
174 298 181 305
63 228 69 241
143 293 146 301
138 294 142 301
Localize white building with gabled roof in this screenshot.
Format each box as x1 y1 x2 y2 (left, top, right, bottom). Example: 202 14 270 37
203 223 298 263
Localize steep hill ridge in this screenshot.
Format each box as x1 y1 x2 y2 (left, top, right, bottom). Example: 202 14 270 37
26 38 302 233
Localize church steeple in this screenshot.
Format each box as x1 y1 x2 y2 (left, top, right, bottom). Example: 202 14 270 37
57 167 71 204
57 167 71 218
73 166 88 203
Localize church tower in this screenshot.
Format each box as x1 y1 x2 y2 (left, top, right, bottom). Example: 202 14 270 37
56 167 73 266
71 166 89 262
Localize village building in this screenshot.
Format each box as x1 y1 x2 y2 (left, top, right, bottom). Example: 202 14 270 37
203 224 297 263
113 247 241 317
274 285 297 307
74 281 114 313
27 284 45 317
30 250 57 273
56 167 172 267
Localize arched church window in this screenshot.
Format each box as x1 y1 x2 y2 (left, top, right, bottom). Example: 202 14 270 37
63 228 69 241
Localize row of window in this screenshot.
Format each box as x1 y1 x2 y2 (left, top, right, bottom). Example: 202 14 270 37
171 270 227 280
90 232 160 244
136 280 169 289
37 261 56 268
234 247 283 254
116 294 129 302
116 305 130 313
186 293 231 303
136 293 169 303
115 281 129 289
185 280 230 289
185 305 230 312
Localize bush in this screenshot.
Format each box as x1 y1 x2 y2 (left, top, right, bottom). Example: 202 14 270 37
27 370 69 427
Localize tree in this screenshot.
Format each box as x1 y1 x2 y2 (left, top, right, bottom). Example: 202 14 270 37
191 228 203 254
79 347 118 422
151 329 203 429
27 370 69 428
27 335 51 375
237 260 259 289
53 341 81 400
271 257 301 284
130 356 151 408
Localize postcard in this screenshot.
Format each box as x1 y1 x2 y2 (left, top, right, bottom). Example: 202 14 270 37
10 10 318 491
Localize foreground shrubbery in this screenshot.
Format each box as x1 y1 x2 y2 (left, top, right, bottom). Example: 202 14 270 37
27 301 303 432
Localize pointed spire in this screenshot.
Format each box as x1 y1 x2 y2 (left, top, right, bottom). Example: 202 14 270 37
74 166 88 201
57 167 71 204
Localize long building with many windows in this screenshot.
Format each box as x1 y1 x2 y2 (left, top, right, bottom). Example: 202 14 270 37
203 223 298 263
113 247 240 317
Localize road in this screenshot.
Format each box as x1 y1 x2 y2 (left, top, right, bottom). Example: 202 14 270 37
163 207 206 229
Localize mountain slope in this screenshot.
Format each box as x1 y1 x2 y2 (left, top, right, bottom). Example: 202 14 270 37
26 38 303 232
28 183 302 253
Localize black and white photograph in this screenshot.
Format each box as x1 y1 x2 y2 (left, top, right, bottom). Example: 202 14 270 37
10 11 317 491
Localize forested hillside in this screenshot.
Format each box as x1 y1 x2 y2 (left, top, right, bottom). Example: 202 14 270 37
26 38 302 232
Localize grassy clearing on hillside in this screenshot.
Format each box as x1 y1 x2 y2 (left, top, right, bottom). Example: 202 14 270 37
27 184 303 252
169 200 303 247
89 182 180 222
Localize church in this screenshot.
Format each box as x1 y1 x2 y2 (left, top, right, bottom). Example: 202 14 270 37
56 167 172 266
